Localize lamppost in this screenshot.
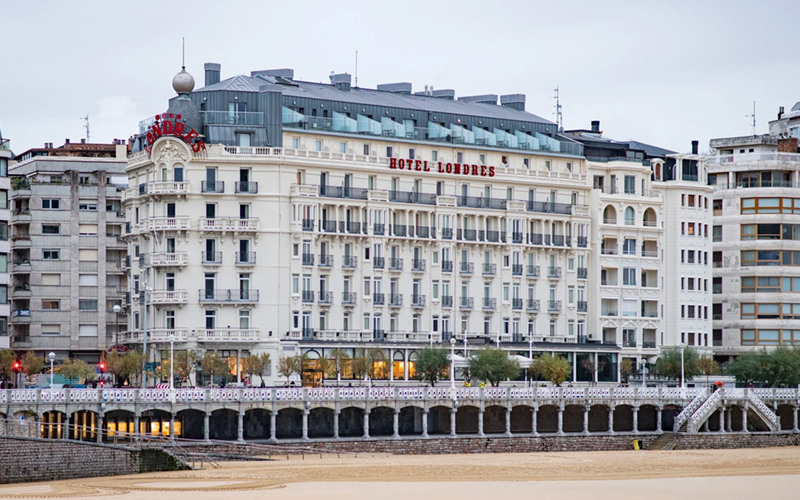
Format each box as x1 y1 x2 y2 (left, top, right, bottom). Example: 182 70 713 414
112 304 122 347
449 336 456 389
168 334 176 390
528 334 533 386
679 343 686 389
48 352 56 389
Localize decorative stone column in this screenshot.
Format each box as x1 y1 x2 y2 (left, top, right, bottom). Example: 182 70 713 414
169 413 176 442
582 406 590 435
96 413 104 444
301 409 309 441
134 414 141 442
477 407 485 437
504 408 512 437
726 407 732 432
64 412 71 440
531 406 538 436
392 408 400 439
793 405 798 432
203 412 210 442
608 405 615 435
743 404 749 433
362 408 370 440
450 407 457 438
632 407 639 434
557 405 564 436
269 411 277 442
719 405 725 433
656 406 663 434
238 411 245 443
333 410 340 439
421 409 429 437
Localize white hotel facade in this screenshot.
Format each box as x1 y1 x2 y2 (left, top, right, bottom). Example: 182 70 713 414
121 65 712 385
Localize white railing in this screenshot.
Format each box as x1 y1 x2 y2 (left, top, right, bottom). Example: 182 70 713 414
147 329 190 342
149 252 188 266
706 152 800 166
747 390 779 429
674 388 709 429
687 389 722 433
196 329 261 342
147 181 191 195
147 216 191 231
199 217 259 231
149 290 188 304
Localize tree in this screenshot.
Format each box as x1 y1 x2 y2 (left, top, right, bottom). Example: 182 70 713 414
655 346 701 385
530 353 571 386
350 349 372 381
243 353 271 387
324 348 350 383
107 349 145 387
620 358 635 384
57 358 93 386
580 356 596 385
0 349 16 385
696 355 719 387
173 351 198 386
415 347 450 386
200 351 228 386
729 348 800 387
468 348 520 387
21 351 44 386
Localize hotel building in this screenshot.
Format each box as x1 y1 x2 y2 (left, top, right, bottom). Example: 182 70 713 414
122 64 710 385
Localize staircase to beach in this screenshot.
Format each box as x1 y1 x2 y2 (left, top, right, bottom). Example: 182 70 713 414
646 432 680 451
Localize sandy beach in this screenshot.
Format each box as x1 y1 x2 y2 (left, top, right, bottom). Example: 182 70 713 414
2 447 800 499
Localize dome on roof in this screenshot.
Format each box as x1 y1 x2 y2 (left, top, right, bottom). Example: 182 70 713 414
172 67 195 94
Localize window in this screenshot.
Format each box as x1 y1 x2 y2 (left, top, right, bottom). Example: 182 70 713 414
741 250 800 267
713 225 722 242
622 267 636 286
78 224 98 235
292 274 299 294
43 249 60 260
79 299 98 311
315 140 322 152
339 142 346 154
0 254 6 273
386 146 393 158
79 325 98 337
624 207 635 225
741 303 800 320
42 300 60 310
42 199 60 210
292 137 300 149
409 148 415 159
41 324 60 336
741 197 800 215
79 202 97 211
363 144 370 156
42 225 60 234
432 150 438 161
79 274 98 286
623 238 636 255
741 329 800 346
624 175 635 194
566 162 572 172
79 249 98 261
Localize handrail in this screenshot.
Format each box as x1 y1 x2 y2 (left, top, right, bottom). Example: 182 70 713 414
674 388 708 430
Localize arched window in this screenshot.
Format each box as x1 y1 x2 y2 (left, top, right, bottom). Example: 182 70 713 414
643 208 657 227
603 205 617 224
624 207 635 225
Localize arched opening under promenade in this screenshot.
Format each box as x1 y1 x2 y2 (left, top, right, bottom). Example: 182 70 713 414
661 404 681 432
41 410 66 439
455 405 479 434
427 405 450 435
369 406 394 436
483 405 507 434
138 409 175 438
613 405 634 432
177 409 205 440
510 405 532 433
69 410 98 441
777 404 796 431
398 406 423 435
562 404 584 433
338 406 364 438
536 405 559 433
308 407 334 438
588 404 609 432
244 408 271 440
638 405 658 432
276 408 302 439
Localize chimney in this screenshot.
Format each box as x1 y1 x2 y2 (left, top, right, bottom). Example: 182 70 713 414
115 143 127 159
691 140 699 155
329 72 352 92
500 94 526 111
591 121 600 133
65 138 70 144
204 63 221 87
779 106 785 120
81 138 86 144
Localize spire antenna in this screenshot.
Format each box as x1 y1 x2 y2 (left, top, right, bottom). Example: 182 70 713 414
182 37 185 69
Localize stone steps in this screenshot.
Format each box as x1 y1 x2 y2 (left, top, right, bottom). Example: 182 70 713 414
646 432 679 450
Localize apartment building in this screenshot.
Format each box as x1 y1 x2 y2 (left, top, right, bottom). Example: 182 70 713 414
0 128 10 349
8 141 128 364
708 106 800 358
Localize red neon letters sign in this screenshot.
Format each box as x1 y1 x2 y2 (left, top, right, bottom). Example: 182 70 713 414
389 158 495 177
144 113 205 155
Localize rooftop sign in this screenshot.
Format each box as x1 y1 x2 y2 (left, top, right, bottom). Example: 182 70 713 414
144 113 205 156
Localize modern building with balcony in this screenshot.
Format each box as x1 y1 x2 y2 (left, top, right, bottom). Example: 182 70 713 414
708 105 800 359
0 128 11 349
8 140 128 364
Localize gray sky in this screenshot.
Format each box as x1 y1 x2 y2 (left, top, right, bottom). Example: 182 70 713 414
2 0 799 155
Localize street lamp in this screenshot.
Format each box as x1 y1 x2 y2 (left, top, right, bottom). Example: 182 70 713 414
168 334 176 390
48 352 56 389
528 334 533 386
112 304 122 348
679 343 686 389
449 336 456 389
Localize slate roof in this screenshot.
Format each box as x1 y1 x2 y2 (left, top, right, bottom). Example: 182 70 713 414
626 140 676 158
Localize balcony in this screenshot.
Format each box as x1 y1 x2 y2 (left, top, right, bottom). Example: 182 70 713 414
458 195 507 210
442 260 453 273
342 255 357 269
319 254 333 268
373 256 385 269
577 301 588 312
201 181 225 193
389 258 404 271
302 290 315 303
201 251 223 265
577 236 588 248
197 329 261 342
235 181 259 194
482 298 497 310
548 266 562 279
512 232 523 244
373 223 385 235
459 229 477 241
302 219 315 231
202 110 265 126
150 252 188 267
526 265 540 278
512 298 523 310
373 292 385 305
412 259 426 272
342 292 357 305
512 264 523 276
527 299 540 312
529 233 543 245
486 230 500 242
553 235 565 246
321 220 338 233
482 263 497 276
642 342 657 349
389 294 403 307
302 253 314 266
460 262 474 275
146 181 191 196
416 226 430 238
642 250 658 258
199 217 259 232
548 300 562 313
389 191 437 205
411 295 426 307
392 225 407 237
236 251 257 266
601 246 618 255
577 268 587 279
199 289 260 303
345 221 363 234
147 216 191 231
319 185 369 200
526 201 573 215
459 297 474 310
441 295 453 308
149 290 188 304
441 228 453 240
318 291 333 305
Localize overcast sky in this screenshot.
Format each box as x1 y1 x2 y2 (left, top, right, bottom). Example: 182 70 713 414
1 0 799 154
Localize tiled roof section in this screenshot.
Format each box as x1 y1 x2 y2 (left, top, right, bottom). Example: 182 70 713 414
626 140 676 157
197 75 270 93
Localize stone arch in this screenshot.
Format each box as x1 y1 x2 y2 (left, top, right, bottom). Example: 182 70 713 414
210 408 238 440
276 408 302 439
510 405 533 433
392 351 406 381
138 409 173 438
603 205 617 224
69 409 98 441
371 350 389 381
368 406 394 436
176 409 205 440
103 409 136 441
536 404 559 433
613 404 634 432
777 404 795 431
638 404 658 432
455 405 479 434
308 407 334 438
563 404 584 433
726 404 745 432
588 404 609 433
408 351 419 380
427 405 451 435
705 408 723 432
643 207 657 227
338 406 365 438
244 408 271 440
483 405 507 434
41 410 66 439
8 410 37 438
624 206 635 225
398 406 423 435
661 404 681 432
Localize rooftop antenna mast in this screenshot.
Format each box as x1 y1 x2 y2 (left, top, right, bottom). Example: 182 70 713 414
81 115 90 142
182 37 185 68
746 101 756 135
553 86 563 132
355 50 358 87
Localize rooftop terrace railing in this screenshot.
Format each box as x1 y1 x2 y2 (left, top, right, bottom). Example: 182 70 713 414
202 111 265 126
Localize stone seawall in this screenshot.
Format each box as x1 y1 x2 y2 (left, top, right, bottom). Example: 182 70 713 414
0 437 186 485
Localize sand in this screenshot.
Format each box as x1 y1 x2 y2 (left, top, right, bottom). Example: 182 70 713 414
2 447 800 499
